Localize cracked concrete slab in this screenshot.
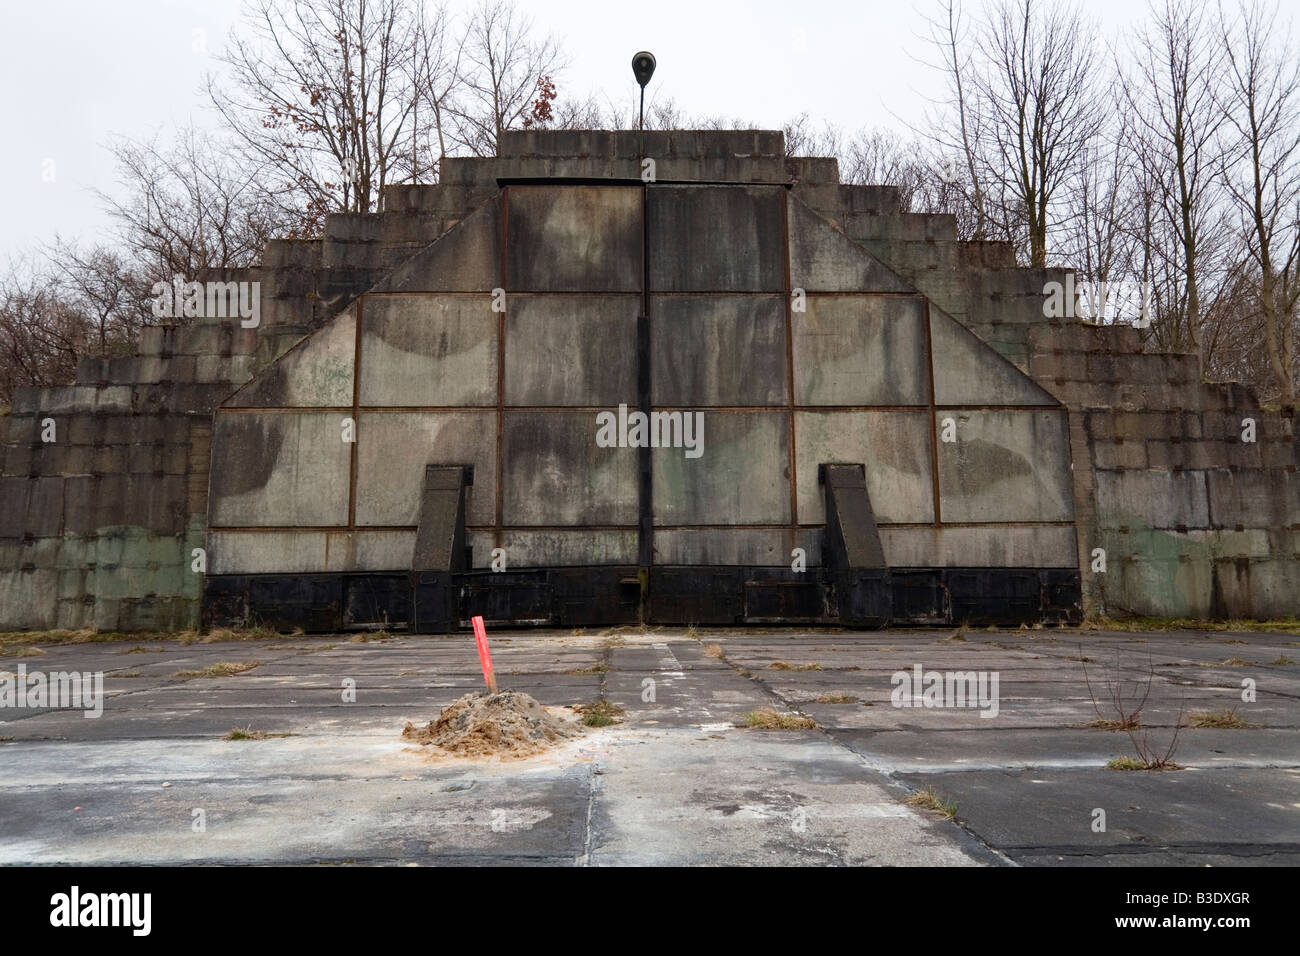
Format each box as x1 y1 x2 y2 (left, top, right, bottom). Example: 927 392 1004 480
1 626 1296 865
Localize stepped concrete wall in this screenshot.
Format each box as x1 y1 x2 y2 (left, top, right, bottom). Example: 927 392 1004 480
1 129 1294 629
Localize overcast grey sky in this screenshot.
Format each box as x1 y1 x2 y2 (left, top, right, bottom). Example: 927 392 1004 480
0 0 1150 261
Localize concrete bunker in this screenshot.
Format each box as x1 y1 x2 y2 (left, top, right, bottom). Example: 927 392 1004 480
202 173 1081 630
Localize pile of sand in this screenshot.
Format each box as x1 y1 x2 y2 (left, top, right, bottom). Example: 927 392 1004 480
402 690 584 758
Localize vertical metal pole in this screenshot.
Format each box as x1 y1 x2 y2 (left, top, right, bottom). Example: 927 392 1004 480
637 164 653 621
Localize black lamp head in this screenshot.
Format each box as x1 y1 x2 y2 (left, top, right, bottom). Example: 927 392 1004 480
632 51 656 89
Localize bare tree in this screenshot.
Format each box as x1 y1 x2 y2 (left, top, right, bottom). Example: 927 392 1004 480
918 0 992 239
0 261 81 405
208 0 426 227
447 0 566 155
411 1 462 181
99 127 288 278
1220 0 1300 403
0 248 147 406
1120 0 1230 362
42 241 151 359
1062 87 1144 322
974 0 1104 268
552 91 609 130
783 112 843 159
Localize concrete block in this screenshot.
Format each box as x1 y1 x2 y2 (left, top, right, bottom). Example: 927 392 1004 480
1101 528 1214 617
24 477 64 536
3 442 33 476
354 411 496 527
208 411 351 527
506 185 642 292
791 183 843 219
930 308 1058 406
1206 468 1299 529
787 156 840 184
77 356 109 382
1095 440 1149 470
648 185 785 292
0 477 30 536
370 197 500 293
55 596 91 630
18 537 61 570
840 185 905 214
652 295 788 406
793 296 927 406
1095 470 1210 530
1261 440 1297 468
506 294 638 406
788 196 911 293
936 409 1074 523
653 411 789 525
228 307 354 408
91 597 122 631
504 410 637 526
358 295 496 407
0 568 59 629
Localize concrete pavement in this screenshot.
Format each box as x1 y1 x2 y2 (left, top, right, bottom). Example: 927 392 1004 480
1 626 1296 865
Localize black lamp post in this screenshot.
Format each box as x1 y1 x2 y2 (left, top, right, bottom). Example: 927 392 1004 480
632 51 656 133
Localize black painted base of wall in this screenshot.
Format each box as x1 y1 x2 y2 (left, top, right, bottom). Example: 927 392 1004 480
202 566 1082 632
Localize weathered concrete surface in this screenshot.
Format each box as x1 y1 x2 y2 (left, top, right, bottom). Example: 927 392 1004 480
469 529 637 567
226 305 356 408
652 527 820 566
929 308 1058 406
356 411 497 527
879 525 1078 569
792 296 928 405
209 412 351 527
1 628 1294 865
795 410 934 524
647 185 785 292
505 295 638 406
210 529 416 575
359 296 497 406
9 129 1298 632
1028 320 1300 620
713 628 1300 865
0 631 983 866
505 186 642 292
787 195 912 293
492 129 788 183
652 411 790 525
502 411 638 526
651 295 788 406
368 198 500 294
936 409 1074 523
43 168 1081 619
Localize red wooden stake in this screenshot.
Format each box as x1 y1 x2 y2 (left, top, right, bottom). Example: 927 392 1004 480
472 615 497 694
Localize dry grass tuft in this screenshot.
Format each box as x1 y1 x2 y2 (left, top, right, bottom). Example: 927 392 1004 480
224 726 298 741
574 699 626 727
1183 708 1251 729
564 661 610 675
905 787 957 819
174 661 261 679
742 708 817 730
